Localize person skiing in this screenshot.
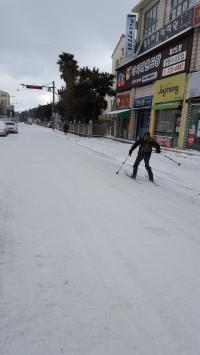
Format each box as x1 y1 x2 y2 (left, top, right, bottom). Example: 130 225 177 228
128 132 161 182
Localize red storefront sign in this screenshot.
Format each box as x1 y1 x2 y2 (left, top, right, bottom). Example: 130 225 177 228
114 92 130 110
188 134 195 145
187 129 196 146
193 4 200 26
154 135 172 148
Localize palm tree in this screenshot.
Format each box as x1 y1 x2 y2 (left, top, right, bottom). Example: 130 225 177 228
57 53 78 96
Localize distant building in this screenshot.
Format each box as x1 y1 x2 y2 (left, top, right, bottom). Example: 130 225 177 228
0 90 10 116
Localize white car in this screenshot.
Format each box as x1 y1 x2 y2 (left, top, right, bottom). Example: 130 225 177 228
5 121 18 133
0 121 8 136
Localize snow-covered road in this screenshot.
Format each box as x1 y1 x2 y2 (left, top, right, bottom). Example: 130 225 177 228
1 124 200 355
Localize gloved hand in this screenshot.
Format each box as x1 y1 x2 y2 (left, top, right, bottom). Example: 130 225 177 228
156 149 161 154
129 149 132 156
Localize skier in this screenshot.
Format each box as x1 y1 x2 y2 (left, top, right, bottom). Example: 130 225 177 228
128 132 161 182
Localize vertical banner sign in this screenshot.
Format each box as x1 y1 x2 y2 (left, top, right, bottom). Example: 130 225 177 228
125 14 136 57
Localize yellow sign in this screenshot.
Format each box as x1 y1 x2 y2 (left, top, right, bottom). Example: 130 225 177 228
154 73 186 103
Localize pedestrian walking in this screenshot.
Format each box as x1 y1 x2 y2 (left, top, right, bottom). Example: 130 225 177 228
63 122 69 134
128 132 161 182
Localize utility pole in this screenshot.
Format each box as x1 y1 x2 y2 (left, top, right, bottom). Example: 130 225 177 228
21 81 57 129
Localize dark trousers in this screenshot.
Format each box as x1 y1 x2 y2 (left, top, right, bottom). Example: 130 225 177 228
133 152 153 180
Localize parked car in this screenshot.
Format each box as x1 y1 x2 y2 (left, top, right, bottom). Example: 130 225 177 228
5 121 18 133
0 121 8 136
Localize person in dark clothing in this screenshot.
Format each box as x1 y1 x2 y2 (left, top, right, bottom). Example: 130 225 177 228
63 122 69 134
129 132 161 182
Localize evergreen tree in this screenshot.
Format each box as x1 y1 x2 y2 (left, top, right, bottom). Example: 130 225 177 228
35 104 52 122
21 104 53 123
57 53 115 124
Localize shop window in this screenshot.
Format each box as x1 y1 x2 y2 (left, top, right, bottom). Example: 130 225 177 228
155 109 182 135
170 0 191 20
121 119 128 139
156 111 174 134
187 105 200 150
144 2 159 38
155 109 182 147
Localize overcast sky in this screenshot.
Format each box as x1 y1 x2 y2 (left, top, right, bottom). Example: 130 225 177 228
0 0 137 112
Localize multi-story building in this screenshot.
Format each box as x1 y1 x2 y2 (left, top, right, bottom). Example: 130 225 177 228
101 34 132 138
113 0 200 150
110 34 132 139
0 90 10 117
111 34 126 88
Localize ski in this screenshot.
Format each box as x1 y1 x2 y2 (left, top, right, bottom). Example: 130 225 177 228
124 171 142 184
124 171 159 186
124 171 133 179
151 181 159 187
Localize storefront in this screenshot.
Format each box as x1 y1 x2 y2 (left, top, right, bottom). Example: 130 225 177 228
105 92 131 139
133 96 152 139
105 108 131 139
153 73 186 148
116 32 193 144
187 104 200 150
186 71 200 150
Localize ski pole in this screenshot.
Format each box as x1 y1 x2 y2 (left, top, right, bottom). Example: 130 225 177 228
116 154 129 174
161 152 181 166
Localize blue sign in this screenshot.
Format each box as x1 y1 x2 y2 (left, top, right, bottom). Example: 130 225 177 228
133 96 152 109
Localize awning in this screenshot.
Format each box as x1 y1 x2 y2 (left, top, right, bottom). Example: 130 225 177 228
105 109 131 119
132 106 151 110
153 101 182 110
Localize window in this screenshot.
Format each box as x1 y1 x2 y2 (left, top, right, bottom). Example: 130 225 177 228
171 0 191 20
144 2 159 38
155 109 182 136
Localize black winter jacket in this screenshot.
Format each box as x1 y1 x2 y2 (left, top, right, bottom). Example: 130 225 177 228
129 137 160 156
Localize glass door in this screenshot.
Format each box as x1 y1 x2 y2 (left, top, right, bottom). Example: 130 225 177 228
136 109 151 139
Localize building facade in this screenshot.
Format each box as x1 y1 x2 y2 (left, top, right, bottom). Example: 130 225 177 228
102 34 133 139
0 90 10 117
114 0 200 150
